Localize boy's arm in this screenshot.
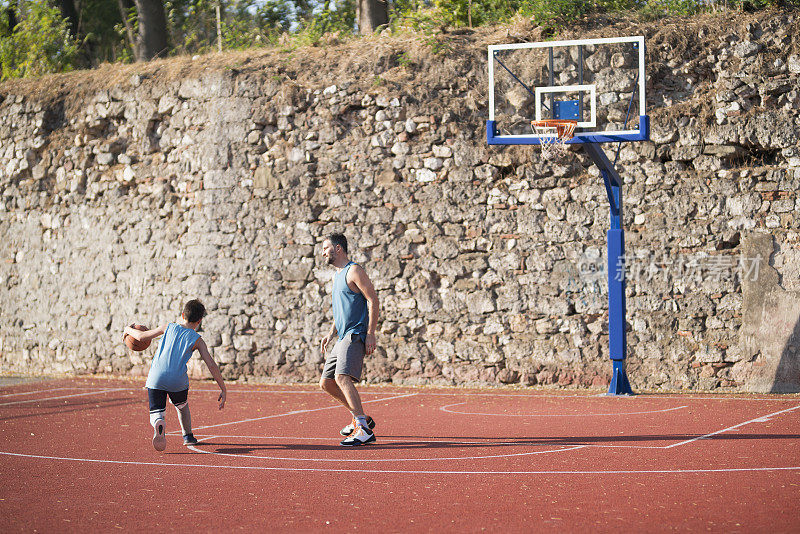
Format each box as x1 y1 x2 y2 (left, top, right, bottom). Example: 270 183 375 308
124 324 166 343
195 337 227 409
349 265 380 355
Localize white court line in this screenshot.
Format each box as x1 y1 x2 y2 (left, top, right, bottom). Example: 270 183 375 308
0 387 72 398
440 402 688 417
56 386 414 397
191 392 419 431
0 388 128 407
666 403 800 448
2 450 800 475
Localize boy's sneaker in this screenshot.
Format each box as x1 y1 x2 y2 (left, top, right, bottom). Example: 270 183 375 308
152 420 166 451
183 433 198 446
340 424 376 446
340 415 375 436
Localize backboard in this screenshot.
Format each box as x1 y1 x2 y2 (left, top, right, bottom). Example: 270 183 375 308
487 36 648 145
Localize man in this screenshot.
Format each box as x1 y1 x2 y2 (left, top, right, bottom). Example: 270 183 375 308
319 233 380 446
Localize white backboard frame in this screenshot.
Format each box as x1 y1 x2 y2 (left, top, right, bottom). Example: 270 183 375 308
487 35 647 144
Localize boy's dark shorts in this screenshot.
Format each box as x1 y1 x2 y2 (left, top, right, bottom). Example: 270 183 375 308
322 333 365 381
148 388 189 411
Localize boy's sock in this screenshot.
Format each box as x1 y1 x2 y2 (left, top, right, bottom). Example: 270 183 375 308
150 410 165 428
150 412 166 452
174 402 192 436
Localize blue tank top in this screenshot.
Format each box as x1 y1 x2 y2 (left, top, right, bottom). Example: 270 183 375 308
332 262 368 341
145 323 201 392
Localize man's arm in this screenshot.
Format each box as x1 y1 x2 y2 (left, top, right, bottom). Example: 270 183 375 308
320 324 338 357
195 337 227 409
124 324 166 343
349 265 380 355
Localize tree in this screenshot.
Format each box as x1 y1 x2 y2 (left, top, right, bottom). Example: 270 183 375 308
55 0 79 35
116 0 169 61
357 0 387 34
134 0 169 60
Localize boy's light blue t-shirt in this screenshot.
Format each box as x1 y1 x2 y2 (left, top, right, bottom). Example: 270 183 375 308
145 323 201 392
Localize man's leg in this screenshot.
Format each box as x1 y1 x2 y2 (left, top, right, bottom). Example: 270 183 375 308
334 373 364 415
337 373 375 446
319 377 351 409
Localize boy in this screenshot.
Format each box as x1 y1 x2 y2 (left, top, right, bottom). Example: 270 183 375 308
124 299 227 451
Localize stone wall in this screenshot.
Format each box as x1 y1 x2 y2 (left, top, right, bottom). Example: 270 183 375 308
1 10 798 391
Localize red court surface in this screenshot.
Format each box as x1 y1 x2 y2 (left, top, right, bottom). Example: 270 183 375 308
1 377 800 532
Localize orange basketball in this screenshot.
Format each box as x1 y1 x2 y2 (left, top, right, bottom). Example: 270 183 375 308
124 324 151 351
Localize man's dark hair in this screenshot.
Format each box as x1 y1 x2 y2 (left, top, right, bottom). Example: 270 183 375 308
328 233 348 254
183 299 206 323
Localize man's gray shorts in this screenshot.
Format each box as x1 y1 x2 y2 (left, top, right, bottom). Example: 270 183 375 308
322 333 365 381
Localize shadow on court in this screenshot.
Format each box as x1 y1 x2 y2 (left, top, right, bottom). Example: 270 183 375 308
0 396 139 422
198 431 800 454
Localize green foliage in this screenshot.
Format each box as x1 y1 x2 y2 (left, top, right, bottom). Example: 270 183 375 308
392 0 797 34
291 0 356 47
725 0 800 8
517 0 593 33
0 0 78 80
638 0 701 20
166 0 293 54
397 51 412 67
114 1 138 64
0 0 796 79
76 0 128 66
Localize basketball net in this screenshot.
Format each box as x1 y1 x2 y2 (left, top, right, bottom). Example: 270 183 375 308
531 119 577 161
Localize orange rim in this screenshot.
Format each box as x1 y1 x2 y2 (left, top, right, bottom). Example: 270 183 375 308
531 119 577 140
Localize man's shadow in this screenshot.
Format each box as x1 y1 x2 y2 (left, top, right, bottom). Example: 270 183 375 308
190 431 800 454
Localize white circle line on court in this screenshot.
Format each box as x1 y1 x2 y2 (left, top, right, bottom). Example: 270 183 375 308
440 403 689 417
186 436 588 462
3 450 800 475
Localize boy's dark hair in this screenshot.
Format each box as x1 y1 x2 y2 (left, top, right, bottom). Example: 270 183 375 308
328 233 348 254
183 299 206 323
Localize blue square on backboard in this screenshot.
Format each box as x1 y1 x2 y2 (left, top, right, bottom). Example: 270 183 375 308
554 100 580 121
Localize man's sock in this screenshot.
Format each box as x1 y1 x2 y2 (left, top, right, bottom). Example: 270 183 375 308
355 415 369 430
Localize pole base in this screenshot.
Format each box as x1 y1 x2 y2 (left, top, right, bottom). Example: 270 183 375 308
607 359 635 396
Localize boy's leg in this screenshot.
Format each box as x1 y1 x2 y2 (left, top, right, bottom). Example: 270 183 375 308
168 389 195 446
147 388 168 452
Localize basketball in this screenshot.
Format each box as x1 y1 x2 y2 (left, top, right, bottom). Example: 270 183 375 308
124 324 151 351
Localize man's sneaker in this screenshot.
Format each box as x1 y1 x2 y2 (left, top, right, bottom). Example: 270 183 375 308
340 415 376 437
340 424 376 446
152 420 166 451
183 433 198 446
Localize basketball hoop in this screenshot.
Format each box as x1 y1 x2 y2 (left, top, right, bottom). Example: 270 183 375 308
531 119 577 161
